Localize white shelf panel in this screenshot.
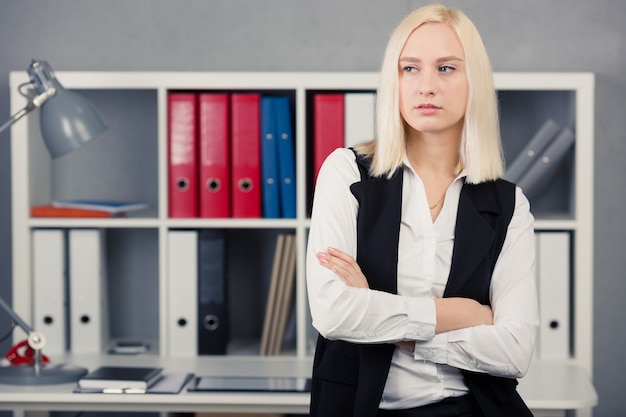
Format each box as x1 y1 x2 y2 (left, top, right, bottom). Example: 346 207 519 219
10 72 594 390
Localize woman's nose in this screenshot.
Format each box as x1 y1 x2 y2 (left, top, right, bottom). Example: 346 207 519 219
418 71 437 96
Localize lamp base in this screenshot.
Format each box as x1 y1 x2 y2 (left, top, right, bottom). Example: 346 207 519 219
0 363 88 385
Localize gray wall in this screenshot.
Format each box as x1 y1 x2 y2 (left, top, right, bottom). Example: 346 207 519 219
0 1 624 415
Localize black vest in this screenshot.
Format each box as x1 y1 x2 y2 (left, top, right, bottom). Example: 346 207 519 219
310 153 532 417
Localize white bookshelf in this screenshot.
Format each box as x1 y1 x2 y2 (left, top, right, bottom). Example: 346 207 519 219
9 71 595 413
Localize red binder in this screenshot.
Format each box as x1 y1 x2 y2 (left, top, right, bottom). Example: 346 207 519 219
231 93 262 218
168 93 198 218
199 93 231 218
313 94 344 184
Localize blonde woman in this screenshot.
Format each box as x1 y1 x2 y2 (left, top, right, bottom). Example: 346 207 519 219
307 4 538 417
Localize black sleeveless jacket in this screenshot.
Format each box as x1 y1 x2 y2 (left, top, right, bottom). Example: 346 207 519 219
309 153 533 417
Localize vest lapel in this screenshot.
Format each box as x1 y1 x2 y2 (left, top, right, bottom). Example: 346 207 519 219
350 157 403 416
443 183 500 298
349 159 403 294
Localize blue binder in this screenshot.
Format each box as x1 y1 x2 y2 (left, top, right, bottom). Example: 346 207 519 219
260 97 280 218
274 96 296 218
197 229 228 355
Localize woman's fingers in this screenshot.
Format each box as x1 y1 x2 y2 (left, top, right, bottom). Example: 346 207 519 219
317 249 353 276
317 248 369 288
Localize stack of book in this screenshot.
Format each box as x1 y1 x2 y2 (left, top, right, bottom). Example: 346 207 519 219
260 233 297 356
76 366 164 393
74 366 194 394
31 200 148 218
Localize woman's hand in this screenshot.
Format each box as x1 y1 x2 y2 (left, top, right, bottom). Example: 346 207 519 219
434 298 494 333
394 341 415 354
316 247 369 289
317 249 494 335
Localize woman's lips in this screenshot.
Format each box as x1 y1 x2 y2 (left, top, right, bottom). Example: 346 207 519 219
417 103 441 115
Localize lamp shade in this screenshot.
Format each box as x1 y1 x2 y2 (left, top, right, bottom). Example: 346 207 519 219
27 60 106 158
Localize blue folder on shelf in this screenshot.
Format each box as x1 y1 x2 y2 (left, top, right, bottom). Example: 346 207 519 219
274 96 296 219
260 97 280 218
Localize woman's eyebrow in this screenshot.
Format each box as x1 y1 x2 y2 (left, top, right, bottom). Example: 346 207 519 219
399 55 464 64
436 55 464 63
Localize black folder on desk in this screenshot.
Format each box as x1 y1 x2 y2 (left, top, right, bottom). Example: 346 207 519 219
149 372 195 393
187 376 311 392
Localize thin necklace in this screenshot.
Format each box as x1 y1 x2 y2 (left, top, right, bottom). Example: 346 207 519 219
429 194 445 210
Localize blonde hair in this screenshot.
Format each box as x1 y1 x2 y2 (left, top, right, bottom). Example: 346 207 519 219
355 4 504 184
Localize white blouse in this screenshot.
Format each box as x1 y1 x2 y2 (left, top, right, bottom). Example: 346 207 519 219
306 148 539 410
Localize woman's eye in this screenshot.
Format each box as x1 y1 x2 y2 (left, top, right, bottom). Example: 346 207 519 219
439 65 455 73
403 66 419 73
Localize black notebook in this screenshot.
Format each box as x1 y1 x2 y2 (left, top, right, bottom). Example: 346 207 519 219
77 366 164 390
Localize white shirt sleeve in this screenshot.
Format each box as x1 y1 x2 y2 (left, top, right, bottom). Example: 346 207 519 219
413 187 540 378
306 149 437 343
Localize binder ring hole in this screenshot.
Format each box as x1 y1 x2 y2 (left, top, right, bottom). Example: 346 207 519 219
207 178 221 192
176 177 190 191
177 318 187 327
203 314 220 331
80 315 90 324
238 178 253 192
549 320 559 329
43 316 53 325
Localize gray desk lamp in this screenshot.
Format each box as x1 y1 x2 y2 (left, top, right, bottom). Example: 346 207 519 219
0 59 106 384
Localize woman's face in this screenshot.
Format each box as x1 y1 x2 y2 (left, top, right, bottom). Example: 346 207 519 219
398 22 468 139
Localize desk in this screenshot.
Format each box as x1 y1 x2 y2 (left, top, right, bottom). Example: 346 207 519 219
0 354 597 415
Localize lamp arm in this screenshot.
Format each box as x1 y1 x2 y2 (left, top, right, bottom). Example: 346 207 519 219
0 87 56 135
0 296 33 335
0 85 56 355
0 294 47 355
0 85 56 358
0 102 35 135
